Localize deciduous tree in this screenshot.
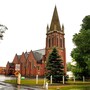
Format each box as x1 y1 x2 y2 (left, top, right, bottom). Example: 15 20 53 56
0 24 8 40
71 15 90 79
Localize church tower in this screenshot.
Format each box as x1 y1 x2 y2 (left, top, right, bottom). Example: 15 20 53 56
45 6 66 73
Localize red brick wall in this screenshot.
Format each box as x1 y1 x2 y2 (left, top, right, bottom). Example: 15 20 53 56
26 51 37 76
19 52 26 76
0 67 6 75
6 62 10 75
12 54 19 64
26 51 45 77
45 31 66 74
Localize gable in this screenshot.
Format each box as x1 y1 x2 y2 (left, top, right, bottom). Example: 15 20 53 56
12 54 19 64
19 52 26 63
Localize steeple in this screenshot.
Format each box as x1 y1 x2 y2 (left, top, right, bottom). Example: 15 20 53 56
49 6 61 31
45 6 66 73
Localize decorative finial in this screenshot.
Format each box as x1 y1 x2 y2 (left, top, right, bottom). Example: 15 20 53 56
47 24 49 32
62 24 64 32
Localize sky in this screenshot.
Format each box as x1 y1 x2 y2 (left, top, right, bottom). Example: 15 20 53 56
0 0 90 67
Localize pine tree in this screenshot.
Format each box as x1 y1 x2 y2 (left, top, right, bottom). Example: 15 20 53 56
45 47 64 83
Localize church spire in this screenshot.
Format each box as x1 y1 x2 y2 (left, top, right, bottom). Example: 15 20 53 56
49 6 61 31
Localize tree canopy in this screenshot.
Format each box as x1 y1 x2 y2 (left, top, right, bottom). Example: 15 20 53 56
67 62 72 71
0 24 8 40
71 15 90 79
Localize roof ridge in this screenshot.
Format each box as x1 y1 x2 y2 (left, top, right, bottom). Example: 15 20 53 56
33 48 45 52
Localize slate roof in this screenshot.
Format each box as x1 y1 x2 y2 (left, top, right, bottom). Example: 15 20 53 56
33 49 45 63
15 49 45 63
34 49 45 55
50 6 61 31
17 55 21 60
24 52 29 59
8 62 14 68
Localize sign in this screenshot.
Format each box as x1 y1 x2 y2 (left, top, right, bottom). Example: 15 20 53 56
15 64 20 71
14 71 19 77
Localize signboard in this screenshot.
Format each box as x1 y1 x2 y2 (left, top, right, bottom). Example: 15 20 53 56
15 64 20 71
14 71 19 77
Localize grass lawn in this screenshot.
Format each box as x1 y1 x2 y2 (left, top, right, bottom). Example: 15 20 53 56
4 78 90 90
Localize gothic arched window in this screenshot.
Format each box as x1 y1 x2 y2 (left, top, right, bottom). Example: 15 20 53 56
49 38 51 48
60 38 63 48
57 38 58 47
52 37 54 47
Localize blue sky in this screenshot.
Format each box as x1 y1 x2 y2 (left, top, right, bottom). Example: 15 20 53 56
0 0 90 66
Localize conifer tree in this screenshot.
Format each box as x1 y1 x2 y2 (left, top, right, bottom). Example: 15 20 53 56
45 47 64 83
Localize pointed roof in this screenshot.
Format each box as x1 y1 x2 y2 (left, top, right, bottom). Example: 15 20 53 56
32 49 45 63
32 49 45 61
49 6 61 31
24 51 29 59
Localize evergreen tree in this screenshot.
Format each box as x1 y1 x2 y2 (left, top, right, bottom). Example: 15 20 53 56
45 47 64 83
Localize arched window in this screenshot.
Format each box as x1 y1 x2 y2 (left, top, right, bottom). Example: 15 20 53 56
60 38 63 48
49 38 51 48
52 37 54 47
63 38 64 48
31 60 34 69
57 38 58 47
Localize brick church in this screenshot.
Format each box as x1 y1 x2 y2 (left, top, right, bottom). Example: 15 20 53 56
5 6 66 77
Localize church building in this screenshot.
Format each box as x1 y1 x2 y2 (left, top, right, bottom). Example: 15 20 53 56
6 6 66 77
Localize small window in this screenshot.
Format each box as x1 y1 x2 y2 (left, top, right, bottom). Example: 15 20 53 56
37 66 40 70
52 37 54 47
31 60 34 69
49 38 51 48
57 38 58 47
60 38 63 48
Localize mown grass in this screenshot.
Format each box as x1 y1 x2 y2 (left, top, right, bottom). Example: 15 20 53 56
5 78 44 86
49 85 90 90
4 78 90 90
